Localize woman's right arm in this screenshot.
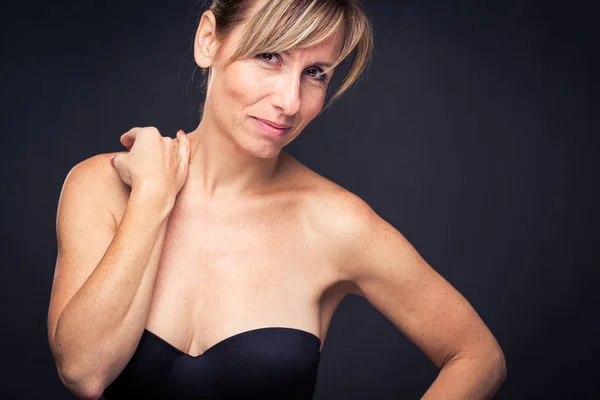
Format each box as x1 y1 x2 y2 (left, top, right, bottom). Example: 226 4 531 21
47 129 190 400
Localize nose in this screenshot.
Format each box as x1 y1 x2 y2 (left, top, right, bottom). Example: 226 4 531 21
271 72 301 116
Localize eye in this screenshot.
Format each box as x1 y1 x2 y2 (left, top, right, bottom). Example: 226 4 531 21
306 67 329 83
256 53 280 64
256 53 329 84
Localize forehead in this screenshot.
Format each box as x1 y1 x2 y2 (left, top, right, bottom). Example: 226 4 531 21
224 0 346 61
289 28 345 63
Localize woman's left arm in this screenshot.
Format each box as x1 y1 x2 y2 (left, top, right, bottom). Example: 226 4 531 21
333 193 507 399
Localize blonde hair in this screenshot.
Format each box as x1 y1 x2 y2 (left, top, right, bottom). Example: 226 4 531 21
199 0 374 111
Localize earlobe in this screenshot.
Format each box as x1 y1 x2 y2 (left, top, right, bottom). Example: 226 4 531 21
194 11 218 68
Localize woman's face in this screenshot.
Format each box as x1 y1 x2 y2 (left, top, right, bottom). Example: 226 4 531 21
195 5 345 159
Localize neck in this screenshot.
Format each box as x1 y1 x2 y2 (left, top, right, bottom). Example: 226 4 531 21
181 113 283 203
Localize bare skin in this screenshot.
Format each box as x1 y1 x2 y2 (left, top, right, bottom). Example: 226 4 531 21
129 2 357 356
49 0 505 397
48 2 356 396
103 147 359 357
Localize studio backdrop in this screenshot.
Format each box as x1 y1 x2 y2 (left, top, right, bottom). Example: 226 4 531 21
1 0 597 398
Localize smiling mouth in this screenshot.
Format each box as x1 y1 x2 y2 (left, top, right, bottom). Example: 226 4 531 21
252 117 292 137
253 117 292 129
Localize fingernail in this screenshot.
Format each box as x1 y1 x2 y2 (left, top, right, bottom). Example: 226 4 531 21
110 155 116 167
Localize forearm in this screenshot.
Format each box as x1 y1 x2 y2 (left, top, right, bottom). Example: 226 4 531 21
53 189 173 393
422 351 506 400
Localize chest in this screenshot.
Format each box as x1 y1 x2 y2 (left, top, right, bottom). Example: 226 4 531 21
144 197 337 353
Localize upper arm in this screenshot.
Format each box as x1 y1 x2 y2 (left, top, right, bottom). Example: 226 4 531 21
47 153 125 352
333 193 503 368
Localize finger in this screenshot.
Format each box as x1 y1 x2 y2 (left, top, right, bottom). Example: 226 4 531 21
120 130 135 150
111 152 126 170
177 130 191 166
120 129 131 147
120 128 140 150
173 135 180 153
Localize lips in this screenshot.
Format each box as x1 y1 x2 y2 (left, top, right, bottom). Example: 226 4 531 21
254 117 291 129
253 117 292 138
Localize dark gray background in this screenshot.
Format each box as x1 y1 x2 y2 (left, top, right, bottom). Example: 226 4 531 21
1 0 597 398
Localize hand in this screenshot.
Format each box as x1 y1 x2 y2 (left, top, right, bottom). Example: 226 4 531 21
111 127 191 200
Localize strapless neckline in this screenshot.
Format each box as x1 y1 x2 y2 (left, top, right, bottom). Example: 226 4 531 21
143 327 321 358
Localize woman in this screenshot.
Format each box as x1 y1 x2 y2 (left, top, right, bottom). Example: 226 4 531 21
48 0 506 399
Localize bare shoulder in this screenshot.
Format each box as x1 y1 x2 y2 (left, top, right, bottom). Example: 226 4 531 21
65 152 125 188
282 153 378 294
288 156 506 373
285 152 376 222
60 152 130 226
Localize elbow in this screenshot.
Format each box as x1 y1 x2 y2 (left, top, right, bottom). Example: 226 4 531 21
49 328 106 399
494 349 507 384
481 336 507 386
51 345 106 400
57 363 105 400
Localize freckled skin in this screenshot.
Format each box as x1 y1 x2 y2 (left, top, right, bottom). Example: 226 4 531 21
201 18 344 159
133 4 353 357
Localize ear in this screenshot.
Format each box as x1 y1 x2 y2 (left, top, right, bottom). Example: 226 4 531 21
194 10 219 68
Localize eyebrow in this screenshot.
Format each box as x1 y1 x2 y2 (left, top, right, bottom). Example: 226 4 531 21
281 50 334 69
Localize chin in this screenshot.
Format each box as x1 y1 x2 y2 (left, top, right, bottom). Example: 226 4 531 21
232 118 289 159
243 141 284 159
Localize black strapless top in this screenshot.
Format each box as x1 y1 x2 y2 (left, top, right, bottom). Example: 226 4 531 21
102 327 321 399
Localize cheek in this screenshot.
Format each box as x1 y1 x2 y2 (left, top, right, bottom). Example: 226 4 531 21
222 63 267 108
298 87 325 123
305 89 326 111
216 61 325 124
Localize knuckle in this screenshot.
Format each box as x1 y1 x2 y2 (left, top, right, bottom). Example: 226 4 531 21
139 127 157 139
147 126 160 135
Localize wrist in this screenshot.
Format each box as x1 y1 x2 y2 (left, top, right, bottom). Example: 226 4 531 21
129 185 176 219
